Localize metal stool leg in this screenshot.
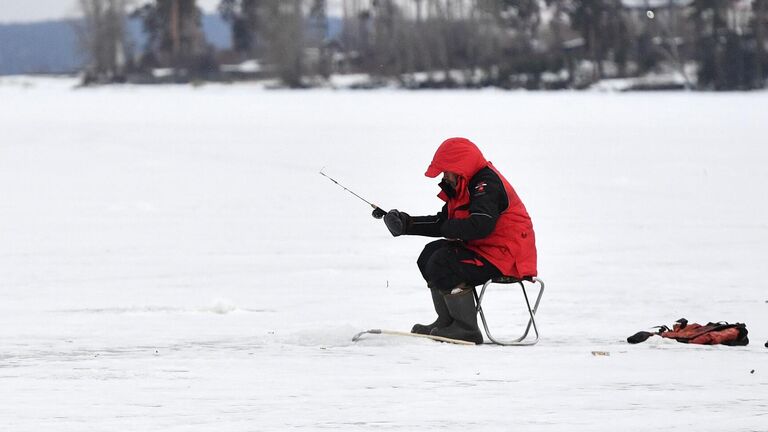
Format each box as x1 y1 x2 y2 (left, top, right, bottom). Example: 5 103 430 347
474 277 545 346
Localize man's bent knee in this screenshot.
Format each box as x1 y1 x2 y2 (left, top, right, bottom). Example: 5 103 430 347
417 240 449 279
424 247 464 293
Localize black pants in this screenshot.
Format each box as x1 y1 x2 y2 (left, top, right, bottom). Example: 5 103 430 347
417 239 502 293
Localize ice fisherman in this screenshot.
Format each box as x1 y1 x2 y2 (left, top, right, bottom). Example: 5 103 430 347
380 137 537 344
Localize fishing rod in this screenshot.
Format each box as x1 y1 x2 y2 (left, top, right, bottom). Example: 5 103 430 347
319 168 386 219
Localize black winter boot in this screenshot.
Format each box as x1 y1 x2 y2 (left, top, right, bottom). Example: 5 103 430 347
430 289 483 344
411 289 453 335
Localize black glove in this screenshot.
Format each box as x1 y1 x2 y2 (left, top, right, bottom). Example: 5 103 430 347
383 209 410 237
371 206 387 219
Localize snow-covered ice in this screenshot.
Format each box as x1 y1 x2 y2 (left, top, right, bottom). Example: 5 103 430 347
1 77 767 431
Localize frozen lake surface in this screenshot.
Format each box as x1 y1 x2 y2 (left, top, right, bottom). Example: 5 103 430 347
1 77 767 431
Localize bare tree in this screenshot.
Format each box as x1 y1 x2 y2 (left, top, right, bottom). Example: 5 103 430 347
258 0 307 87
220 0 331 87
219 0 262 55
756 0 767 87
309 0 331 78
77 0 131 84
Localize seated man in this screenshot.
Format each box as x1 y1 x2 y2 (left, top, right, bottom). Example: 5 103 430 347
381 137 537 344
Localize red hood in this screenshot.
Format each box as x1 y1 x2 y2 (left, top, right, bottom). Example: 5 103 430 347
425 137 488 179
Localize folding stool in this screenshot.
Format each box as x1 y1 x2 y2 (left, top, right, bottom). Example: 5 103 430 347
473 276 545 346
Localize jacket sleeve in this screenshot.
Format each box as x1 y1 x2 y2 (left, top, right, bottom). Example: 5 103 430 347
440 177 504 241
405 204 447 237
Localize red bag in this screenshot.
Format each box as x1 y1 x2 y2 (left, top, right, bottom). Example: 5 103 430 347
628 318 749 346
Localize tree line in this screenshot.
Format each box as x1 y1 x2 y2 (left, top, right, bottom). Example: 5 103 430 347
78 0 768 90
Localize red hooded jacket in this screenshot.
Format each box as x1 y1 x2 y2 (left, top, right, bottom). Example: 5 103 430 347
425 138 537 279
